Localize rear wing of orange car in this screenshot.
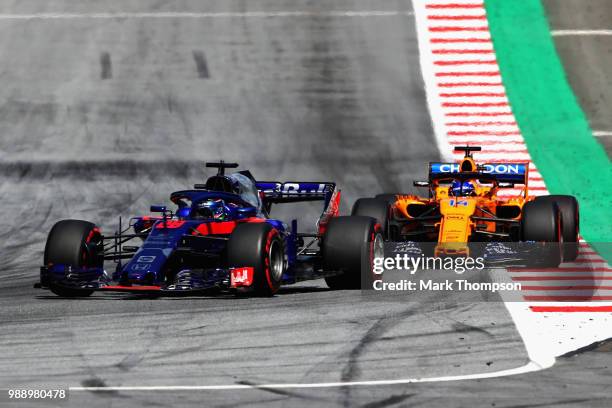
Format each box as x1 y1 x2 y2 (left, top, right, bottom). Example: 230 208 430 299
428 162 528 185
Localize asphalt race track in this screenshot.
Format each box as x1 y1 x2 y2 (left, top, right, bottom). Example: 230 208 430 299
0 1 610 407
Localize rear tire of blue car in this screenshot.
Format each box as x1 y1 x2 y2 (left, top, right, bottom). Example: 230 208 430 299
323 216 383 290
44 219 103 297
228 223 285 296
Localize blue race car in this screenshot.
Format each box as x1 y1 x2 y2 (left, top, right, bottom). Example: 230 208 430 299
37 162 384 297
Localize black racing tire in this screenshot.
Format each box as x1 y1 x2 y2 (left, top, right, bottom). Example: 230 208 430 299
536 195 579 261
44 220 103 297
322 216 384 290
227 223 285 296
352 198 391 239
521 200 563 267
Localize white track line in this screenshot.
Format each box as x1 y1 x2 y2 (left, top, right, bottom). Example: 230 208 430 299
552 29 612 36
68 361 550 391
0 11 414 20
593 130 612 137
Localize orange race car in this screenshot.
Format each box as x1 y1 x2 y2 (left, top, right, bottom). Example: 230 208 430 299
352 146 579 267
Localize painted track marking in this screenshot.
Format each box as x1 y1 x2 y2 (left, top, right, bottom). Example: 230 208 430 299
552 29 612 36
68 361 551 391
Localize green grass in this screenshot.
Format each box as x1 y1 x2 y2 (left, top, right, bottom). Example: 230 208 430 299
486 0 612 262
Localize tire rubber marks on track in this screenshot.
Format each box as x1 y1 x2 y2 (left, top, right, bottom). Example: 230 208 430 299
100 52 112 79
192 51 210 79
96 51 210 79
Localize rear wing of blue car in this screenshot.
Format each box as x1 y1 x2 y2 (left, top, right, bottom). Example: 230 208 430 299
256 182 340 232
256 182 336 206
429 162 528 184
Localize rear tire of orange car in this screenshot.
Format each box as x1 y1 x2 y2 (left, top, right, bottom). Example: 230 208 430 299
521 200 563 267
535 195 579 262
352 198 391 240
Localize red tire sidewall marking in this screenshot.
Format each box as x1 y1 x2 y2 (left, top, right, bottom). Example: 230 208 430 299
369 223 382 284
82 227 101 267
264 229 280 293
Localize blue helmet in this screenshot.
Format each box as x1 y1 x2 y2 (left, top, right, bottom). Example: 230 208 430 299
450 181 475 197
195 199 227 220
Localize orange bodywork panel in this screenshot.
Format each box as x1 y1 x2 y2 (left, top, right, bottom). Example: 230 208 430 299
393 186 530 246
438 198 475 243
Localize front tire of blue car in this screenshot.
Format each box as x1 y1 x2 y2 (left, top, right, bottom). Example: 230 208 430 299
228 223 285 296
44 219 103 297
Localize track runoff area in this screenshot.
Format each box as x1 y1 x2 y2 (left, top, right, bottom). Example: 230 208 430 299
411 0 612 369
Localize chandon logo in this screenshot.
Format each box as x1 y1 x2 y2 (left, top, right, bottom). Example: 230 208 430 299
432 163 524 174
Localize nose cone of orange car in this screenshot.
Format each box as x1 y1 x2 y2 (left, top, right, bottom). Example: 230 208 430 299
438 198 476 243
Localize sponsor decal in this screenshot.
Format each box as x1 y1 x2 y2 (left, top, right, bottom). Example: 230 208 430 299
155 220 186 229
194 221 237 235
230 267 254 287
482 164 522 174
280 183 326 195
257 182 330 196
431 162 526 175
448 199 469 207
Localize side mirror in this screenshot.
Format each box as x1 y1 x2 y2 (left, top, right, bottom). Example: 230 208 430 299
150 205 167 213
413 181 429 187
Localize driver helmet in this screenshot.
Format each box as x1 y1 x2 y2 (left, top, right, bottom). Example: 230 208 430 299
450 181 475 197
195 199 227 220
